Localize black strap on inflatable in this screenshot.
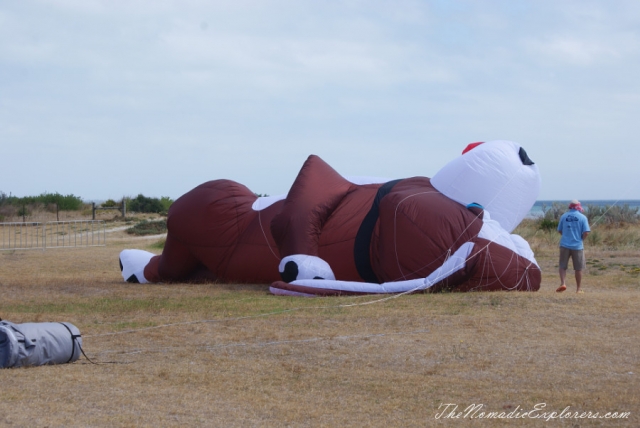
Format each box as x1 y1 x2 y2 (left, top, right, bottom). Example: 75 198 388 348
353 179 402 283
57 323 133 365
58 322 97 365
77 344 97 365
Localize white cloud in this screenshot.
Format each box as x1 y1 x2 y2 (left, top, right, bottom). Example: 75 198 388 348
525 34 633 66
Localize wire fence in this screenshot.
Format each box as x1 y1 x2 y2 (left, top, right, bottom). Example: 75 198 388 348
0 220 106 250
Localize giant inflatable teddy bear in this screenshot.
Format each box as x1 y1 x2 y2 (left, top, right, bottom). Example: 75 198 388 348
120 140 542 295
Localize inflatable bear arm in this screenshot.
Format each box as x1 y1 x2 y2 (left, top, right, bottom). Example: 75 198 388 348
270 155 355 260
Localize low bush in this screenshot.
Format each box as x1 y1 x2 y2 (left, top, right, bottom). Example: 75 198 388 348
586 204 640 225
126 194 174 214
159 196 173 213
536 202 564 231
538 218 558 231
126 219 168 236
102 199 119 208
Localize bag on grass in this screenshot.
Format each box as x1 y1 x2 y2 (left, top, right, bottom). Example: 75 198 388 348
0 320 82 368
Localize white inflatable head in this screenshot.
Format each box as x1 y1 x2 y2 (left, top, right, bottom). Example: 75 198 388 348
431 140 541 232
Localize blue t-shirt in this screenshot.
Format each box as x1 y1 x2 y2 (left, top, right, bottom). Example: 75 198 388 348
558 209 590 250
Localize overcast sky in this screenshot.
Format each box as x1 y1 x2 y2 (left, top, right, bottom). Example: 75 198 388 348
1 0 639 202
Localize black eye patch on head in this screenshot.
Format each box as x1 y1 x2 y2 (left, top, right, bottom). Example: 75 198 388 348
519 147 534 165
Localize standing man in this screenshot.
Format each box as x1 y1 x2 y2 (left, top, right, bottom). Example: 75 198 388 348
556 200 590 293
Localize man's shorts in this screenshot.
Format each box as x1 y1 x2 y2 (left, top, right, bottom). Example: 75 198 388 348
559 247 586 271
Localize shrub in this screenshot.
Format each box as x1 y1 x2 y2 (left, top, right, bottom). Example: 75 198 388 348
586 204 640 225
127 194 173 214
39 193 84 210
126 219 168 236
540 202 565 221
17 205 29 217
159 196 173 213
587 229 602 246
0 205 16 221
538 218 558 231
102 199 119 208
537 202 564 230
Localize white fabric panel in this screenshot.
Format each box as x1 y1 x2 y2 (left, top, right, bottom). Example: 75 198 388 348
431 140 540 233
477 212 539 266
279 254 336 281
275 242 474 295
343 175 390 185
509 234 539 267
284 277 427 294
477 214 517 252
119 249 154 283
251 194 287 211
421 242 474 288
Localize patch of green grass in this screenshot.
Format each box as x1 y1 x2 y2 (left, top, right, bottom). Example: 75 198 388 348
149 239 166 250
586 259 640 276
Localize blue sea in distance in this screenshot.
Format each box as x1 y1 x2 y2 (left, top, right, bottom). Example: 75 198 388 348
528 200 640 218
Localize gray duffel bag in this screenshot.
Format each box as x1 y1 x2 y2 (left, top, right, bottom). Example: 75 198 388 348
0 320 83 368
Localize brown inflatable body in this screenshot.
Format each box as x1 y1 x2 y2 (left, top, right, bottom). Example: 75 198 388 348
128 150 541 294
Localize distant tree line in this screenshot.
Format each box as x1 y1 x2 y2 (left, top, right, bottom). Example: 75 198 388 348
98 194 174 214
0 191 84 210
0 191 175 217
538 201 640 230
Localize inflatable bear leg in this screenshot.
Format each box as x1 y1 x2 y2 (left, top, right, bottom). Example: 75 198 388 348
120 235 217 283
119 249 155 283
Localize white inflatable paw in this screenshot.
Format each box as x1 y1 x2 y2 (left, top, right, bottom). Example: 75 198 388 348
119 249 154 284
278 254 336 283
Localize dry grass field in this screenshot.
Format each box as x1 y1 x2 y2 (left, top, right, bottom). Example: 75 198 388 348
0 217 638 427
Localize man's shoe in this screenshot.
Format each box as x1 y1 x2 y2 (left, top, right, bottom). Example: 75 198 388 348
556 285 567 292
